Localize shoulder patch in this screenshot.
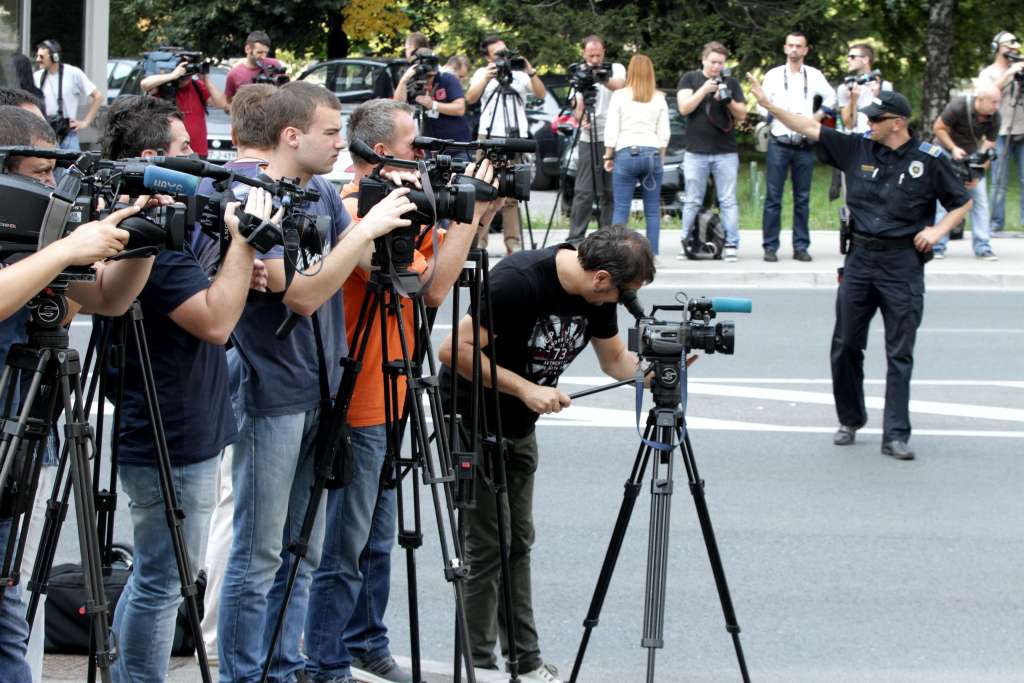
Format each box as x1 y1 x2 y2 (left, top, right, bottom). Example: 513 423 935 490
918 142 942 158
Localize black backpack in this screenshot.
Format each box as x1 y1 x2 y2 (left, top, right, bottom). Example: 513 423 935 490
683 208 725 260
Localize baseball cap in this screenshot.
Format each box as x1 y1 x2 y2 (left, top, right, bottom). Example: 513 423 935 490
859 91 912 119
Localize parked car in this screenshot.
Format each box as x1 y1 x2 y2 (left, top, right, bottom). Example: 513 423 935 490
106 58 136 103
297 57 407 112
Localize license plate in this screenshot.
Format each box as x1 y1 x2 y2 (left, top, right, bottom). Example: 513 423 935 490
630 198 644 214
208 148 237 162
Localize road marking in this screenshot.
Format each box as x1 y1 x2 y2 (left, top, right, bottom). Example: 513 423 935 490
919 328 1024 334
560 376 1024 389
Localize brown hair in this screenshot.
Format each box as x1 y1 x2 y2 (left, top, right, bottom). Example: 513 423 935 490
849 43 875 64
245 31 271 48
577 224 656 288
230 84 276 150
406 32 430 51
702 41 730 59
581 35 604 50
626 54 656 103
264 81 340 145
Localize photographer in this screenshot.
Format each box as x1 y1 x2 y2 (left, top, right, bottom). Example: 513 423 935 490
466 35 546 254
930 83 1001 260
216 81 415 683
32 40 102 151
757 31 835 262
225 31 285 104
675 41 746 262
96 94 269 683
394 41 472 145
140 53 227 159
837 44 891 134
304 97 501 683
979 31 1024 236
437 226 655 683
567 35 625 244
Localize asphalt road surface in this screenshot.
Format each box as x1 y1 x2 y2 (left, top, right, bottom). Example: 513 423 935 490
41 286 1024 682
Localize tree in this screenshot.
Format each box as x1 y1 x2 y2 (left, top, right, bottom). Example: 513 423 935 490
920 0 957 141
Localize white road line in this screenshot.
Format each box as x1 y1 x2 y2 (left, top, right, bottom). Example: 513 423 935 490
559 376 1024 389
919 328 1024 333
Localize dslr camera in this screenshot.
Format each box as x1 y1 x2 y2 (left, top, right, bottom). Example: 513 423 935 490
253 58 289 87
952 147 997 183
843 68 881 87
406 50 440 103
493 48 528 87
710 68 734 104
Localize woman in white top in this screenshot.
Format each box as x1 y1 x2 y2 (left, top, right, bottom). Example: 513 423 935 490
603 54 671 254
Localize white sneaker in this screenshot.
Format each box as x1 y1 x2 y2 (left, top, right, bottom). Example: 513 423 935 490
676 249 687 260
977 250 999 261
933 251 945 260
520 664 562 683
723 246 738 262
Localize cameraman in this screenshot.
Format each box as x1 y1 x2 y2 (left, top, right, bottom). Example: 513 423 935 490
96 94 269 683
437 226 655 683
837 44 891 134
930 83 1001 260
304 97 500 683
215 82 414 683
466 35 546 254
567 35 625 244
32 39 102 151
979 31 1024 236
675 41 746 262
394 43 472 145
225 31 285 105
141 54 227 159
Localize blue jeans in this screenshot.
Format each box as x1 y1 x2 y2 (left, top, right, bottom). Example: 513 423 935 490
58 131 80 151
681 152 740 247
112 459 218 683
611 147 663 254
990 134 1024 230
218 409 326 683
305 424 391 680
933 176 992 255
762 138 815 253
0 518 32 683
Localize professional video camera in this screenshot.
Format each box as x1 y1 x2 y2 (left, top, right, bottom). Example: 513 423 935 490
843 68 882 87
148 48 211 78
413 135 535 201
625 292 751 359
0 148 191 281
952 147 997 183
568 61 612 93
406 51 440 103
493 48 527 87
253 58 289 87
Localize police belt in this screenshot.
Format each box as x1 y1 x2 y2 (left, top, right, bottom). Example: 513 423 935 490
850 232 916 251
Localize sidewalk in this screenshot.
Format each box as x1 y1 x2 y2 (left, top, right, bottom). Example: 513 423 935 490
512 228 1024 290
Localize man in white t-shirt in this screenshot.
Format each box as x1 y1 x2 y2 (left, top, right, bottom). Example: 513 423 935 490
32 39 102 152
836 43 892 134
466 35 546 254
979 30 1024 236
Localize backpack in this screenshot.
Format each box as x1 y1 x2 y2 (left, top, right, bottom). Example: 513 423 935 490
683 208 725 260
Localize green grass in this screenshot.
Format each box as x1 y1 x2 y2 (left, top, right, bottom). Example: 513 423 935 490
531 152 1024 232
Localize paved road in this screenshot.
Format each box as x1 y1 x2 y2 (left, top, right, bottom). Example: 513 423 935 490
40 283 1024 681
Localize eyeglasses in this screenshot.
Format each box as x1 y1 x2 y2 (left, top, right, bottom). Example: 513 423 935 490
867 115 900 123
847 54 865 59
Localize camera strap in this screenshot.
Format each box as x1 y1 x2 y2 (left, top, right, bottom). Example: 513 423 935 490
40 63 65 119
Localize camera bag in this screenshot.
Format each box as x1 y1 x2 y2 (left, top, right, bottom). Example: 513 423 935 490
683 209 726 260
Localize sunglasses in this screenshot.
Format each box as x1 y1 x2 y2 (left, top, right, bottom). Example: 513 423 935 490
867 115 900 123
847 54 865 59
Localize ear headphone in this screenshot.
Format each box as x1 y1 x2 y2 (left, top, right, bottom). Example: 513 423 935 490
992 31 1011 53
41 39 61 63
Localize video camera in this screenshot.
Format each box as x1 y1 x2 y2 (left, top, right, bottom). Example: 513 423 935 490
843 69 882 87
413 135 535 201
493 48 528 87
952 147 997 183
149 48 211 78
568 61 612 97
253 58 289 87
624 292 751 359
406 51 440 103
0 147 191 282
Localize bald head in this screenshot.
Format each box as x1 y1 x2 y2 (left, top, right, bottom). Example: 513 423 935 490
974 82 1002 116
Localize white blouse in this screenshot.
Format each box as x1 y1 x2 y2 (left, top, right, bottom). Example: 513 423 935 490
604 88 671 152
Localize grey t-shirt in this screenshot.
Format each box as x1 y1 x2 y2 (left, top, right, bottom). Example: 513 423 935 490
939 96 1001 154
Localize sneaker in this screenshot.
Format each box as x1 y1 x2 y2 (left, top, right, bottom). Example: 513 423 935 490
351 655 412 683
723 246 738 262
676 249 688 260
793 249 813 262
521 664 562 683
991 228 1008 238
763 249 778 262
977 250 999 261
932 250 945 260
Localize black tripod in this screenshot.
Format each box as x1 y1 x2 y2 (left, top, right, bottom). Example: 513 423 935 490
0 290 117 683
568 357 750 683
480 81 535 250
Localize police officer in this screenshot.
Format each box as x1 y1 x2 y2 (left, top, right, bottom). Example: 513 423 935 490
747 78 972 460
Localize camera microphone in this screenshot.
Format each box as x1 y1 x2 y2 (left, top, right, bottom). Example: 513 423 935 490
150 156 234 181
619 289 646 320
142 165 201 196
413 136 537 154
349 139 382 164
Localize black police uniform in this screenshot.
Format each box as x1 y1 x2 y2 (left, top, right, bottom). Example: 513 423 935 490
816 126 970 444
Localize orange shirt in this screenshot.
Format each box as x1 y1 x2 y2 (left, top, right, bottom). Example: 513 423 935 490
341 181 443 427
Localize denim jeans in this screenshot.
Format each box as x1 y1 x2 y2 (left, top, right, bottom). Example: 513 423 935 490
112 459 219 683
58 131 80 152
611 147 663 254
0 518 33 683
681 152 740 247
305 424 391 680
762 138 815 253
989 134 1024 230
933 176 992 255
218 408 326 683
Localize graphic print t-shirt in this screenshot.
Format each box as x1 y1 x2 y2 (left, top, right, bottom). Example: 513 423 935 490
440 245 618 438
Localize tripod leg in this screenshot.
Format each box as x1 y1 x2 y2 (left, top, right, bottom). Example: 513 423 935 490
679 432 750 683
641 425 677 683
569 423 657 683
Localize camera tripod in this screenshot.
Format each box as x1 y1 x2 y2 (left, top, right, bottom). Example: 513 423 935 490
480 81 536 250
540 85 604 248
259 235 477 683
3 300 213 683
567 357 750 683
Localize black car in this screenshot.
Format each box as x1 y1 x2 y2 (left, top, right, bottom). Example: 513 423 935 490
297 57 408 111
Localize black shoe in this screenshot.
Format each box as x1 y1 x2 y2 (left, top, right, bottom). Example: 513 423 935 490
763 249 778 262
794 250 813 262
833 425 858 446
881 440 915 460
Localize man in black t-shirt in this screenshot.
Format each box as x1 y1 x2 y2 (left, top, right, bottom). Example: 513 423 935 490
676 41 747 261
437 226 655 681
